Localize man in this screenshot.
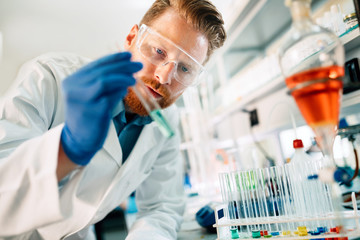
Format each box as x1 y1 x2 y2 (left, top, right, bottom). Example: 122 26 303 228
0 0 226 239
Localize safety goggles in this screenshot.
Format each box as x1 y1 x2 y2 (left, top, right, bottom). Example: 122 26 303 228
136 24 206 87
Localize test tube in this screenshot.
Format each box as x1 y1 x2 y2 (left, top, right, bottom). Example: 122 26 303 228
242 171 257 230
236 171 251 238
219 173 233 239
285 162 307 227
222 172 239 235
303 159 324 231
269 166 287 233
282 165 299 231
219 173 227 215
231 171 246 237
276 166 296 232
219 173 233 220
256 168 272 232
132 79 174 138
248 171 260 221
264 167 280 233
313 159 335 230
284 164 302 230
250 169 264 234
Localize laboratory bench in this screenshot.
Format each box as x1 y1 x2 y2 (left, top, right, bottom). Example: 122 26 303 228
177 193 222 240
178 222 217 240
95 193 220 240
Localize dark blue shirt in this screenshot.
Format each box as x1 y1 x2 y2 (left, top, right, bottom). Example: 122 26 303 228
112 102 152 161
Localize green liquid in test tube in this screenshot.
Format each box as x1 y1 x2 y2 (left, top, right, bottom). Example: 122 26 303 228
149 109 174 138
132 77 174 138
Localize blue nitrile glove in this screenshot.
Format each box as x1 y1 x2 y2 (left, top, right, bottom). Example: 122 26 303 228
61 52 143 165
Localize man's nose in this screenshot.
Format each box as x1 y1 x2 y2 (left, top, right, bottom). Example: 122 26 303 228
155 61 176 85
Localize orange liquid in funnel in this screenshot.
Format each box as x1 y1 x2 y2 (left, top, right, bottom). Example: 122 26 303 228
286 65 344 128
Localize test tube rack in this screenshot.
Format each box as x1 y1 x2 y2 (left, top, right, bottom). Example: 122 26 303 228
215 161 360 240
213 193 360 240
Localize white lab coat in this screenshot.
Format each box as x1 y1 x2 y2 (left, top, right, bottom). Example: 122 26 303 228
0 52 185 239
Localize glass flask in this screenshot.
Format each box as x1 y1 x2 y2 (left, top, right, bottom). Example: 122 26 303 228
278 0 345 169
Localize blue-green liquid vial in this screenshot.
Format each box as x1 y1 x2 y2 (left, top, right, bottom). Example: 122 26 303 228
150 109 174 138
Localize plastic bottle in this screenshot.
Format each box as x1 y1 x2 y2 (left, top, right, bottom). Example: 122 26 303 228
290 139 334 231
287 139 311 228
290 139 308 164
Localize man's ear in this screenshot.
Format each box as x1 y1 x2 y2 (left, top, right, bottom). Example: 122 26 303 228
124 24 139 50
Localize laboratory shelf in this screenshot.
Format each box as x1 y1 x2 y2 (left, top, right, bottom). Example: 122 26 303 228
222 0 291 79
341 26 360 52
210 26 360 127
341 88 360 118
180 138 235 151
222 0 252 34
215 0 358 80
211 75 284 126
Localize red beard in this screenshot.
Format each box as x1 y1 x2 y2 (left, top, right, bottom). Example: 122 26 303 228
124 77 178 116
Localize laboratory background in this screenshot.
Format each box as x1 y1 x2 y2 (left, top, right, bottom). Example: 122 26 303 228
1 0 360 239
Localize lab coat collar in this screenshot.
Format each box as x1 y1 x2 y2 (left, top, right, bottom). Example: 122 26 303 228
103 101 125 166
111 101 125 118
102 122 122 167
112 100 152 127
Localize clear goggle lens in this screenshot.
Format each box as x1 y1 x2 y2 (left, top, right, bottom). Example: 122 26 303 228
136 24 205 87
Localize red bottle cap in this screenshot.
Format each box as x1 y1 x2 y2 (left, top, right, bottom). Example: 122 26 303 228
293 139 304 149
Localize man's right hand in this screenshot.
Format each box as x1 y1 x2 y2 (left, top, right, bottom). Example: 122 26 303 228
60 52 142 166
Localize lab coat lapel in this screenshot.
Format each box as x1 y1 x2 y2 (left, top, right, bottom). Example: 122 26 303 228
121 123 158 172
132 123 157 156
98 123 159 206
102 121 122 167
88 124 158 224
102 121 159 168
